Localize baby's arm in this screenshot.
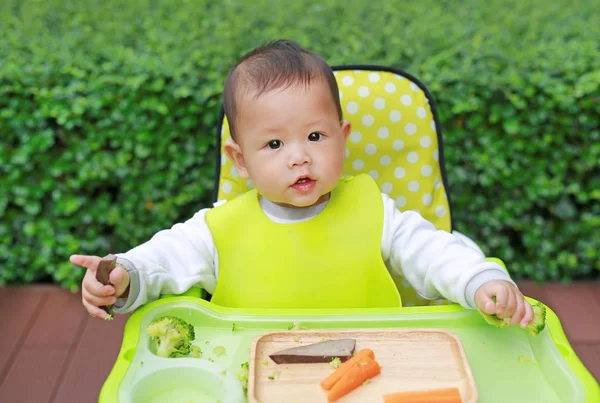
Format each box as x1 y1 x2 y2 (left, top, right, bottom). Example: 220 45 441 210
72 208 217 316
380 194 516 310
112 208 218 313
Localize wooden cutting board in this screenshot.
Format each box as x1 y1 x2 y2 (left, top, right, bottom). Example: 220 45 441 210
248 328 477 403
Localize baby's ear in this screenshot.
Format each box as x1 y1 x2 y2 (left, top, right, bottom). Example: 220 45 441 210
341 120 351 141
223 140 249 179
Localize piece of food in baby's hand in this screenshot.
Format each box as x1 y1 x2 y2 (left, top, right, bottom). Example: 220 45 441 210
269 339 356 364
383 387 462 403
96 254 117 320
480 300 547 336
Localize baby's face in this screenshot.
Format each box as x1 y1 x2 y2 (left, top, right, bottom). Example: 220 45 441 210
227 79 350 208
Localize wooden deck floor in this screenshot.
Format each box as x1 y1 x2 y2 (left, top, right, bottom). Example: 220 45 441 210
0 281 599 403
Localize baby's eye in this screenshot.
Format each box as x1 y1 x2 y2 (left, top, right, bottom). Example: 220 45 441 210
267 140 282 149
308 132 322 141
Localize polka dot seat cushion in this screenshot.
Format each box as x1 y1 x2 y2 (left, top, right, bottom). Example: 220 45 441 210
214 66 453 306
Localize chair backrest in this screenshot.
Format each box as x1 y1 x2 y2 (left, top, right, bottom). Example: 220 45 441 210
212 65 454 306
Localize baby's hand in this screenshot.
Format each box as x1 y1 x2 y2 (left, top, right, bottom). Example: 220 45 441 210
70 254 130 319
475 280 534 328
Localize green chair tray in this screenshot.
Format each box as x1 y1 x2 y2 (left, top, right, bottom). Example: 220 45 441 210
100 297 599 403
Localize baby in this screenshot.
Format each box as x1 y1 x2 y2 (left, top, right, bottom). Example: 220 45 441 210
71 39 534 328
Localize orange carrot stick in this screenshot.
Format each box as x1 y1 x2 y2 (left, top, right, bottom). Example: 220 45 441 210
327 356 381 402
383 387 462 403
320 348 375 390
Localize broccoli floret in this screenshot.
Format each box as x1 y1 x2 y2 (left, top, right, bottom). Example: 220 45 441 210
189 345 202 358
287 321 307 330
146 316 195 358
237 362 249 396
526 302 547 336
213 346 226 357
480 301 546 336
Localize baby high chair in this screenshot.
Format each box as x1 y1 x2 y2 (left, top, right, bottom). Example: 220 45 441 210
100 65 599 403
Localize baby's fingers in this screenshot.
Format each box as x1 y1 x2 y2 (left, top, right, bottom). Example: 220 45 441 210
82 287 116 310
82 298 113 319
82 271 114 297
493 287 509 316
509 294 526 326
70 254 101 272
520 300 535 328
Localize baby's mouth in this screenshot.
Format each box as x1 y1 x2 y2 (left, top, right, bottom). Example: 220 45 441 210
291 176 316 192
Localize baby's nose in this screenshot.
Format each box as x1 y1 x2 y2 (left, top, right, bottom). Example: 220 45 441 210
288 146 312 168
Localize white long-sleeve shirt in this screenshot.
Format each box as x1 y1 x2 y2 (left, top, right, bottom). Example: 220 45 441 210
113 193 515 313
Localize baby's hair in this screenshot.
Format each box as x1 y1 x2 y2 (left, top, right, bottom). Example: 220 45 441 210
223 39 343 140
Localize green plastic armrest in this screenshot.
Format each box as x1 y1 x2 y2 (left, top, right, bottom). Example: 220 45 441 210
158 286 204 300
486 257 509 274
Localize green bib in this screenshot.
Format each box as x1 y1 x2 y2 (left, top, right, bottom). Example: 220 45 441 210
206 174 401 309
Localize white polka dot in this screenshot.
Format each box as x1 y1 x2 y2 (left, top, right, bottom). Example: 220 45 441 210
404 123 417 135
345 148 350 157
362 114 374 127
339 90 343 100
430 120 437 132
222 181 232 194
394 74 404 81
422 194 433 206
230 166 240 178
346 101 358 114
374 97 386 110
350 131 362 143
368 72 381 83
401 94 412 106
381 182 393 194
246 179 254 188
410 82 419 92
365 143 377 155
433 149 439 161
420 136 431 148
358 86 370 98
342 76 354 86
395 196 407 208
389 110 402 123
417 106 427 119
380 155 392 166
221 154 227 166
392 139 404 151
394 166 406 179
352 159 365 170
407 151 419 164
408 180 420 192
377 127 390 139
421 165 433 177
368 170 379 180
385 82 396 93
434 177 441 189
435 205 446 217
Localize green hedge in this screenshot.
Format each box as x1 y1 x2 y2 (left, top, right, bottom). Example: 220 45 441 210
1 0 598 290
